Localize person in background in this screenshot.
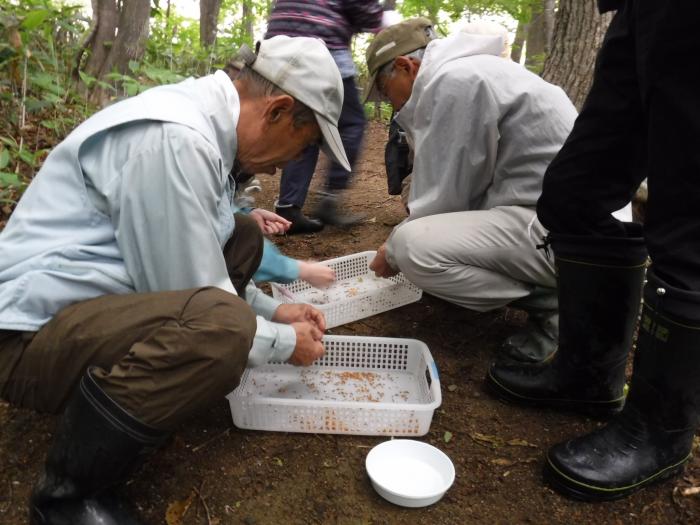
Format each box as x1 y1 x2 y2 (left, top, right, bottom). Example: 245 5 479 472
0 36 347 524
265 0 392 234
364 18 578 363
486 0 700 501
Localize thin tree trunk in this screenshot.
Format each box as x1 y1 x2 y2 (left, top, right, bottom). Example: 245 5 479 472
83 0 118 78
542 0 613 110
200 0 223 49
525 2 546 73
241 0 255 43
543 0 556 53
98 0 150 78
511 19 528 63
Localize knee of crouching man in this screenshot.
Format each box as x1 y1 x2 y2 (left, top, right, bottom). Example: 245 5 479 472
184 287 257 387
390 221 426 273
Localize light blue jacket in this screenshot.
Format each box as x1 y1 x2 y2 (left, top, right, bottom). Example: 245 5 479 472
0 71 295 365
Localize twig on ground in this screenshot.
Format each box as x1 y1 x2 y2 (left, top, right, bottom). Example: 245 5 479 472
191 428 230 453
194 482 213 525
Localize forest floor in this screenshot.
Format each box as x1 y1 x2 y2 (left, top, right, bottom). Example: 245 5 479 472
1 121 699 525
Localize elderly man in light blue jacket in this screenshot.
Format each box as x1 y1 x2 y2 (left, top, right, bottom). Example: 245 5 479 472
0 36 349 525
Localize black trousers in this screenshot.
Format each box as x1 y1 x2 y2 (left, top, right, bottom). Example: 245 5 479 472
537 0 700 291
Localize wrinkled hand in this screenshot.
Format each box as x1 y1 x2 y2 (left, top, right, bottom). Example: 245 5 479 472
288 321 325 366
249 208 291 235
272 303 326 332
298 261 336 289
369 243 400 278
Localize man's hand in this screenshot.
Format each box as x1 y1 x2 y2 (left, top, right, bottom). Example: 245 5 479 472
288 321 324 366
249 208 291 235
369 243 400 278
272 303 327 332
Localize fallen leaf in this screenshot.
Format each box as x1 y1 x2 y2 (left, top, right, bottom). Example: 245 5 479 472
447 384 458 392
682 486 700 496
444 431 453 443
272 457 283 467
165 490 196 525
469 432 538 449
491 458 514 467
506 438 538 448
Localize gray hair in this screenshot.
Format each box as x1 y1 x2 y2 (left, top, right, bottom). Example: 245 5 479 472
378 47 428 80
236 66 316 129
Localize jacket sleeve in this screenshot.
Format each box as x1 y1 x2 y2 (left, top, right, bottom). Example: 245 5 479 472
401 70 499 223
112 126 236 295
342 1 384 33
253 238 301 283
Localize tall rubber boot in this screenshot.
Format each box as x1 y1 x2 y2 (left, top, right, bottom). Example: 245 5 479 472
545 270 700 501
501 287 559 363
30 370 167 525
485 224 647 418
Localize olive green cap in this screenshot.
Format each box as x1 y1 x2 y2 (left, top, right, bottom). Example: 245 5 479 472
364 17 434 103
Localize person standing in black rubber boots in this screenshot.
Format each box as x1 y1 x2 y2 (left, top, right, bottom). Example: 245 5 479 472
486 0 700 501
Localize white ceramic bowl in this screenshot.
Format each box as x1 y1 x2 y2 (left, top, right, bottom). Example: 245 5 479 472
365 439 455 507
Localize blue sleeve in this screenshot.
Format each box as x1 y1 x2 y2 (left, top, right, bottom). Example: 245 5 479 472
253 238 301 283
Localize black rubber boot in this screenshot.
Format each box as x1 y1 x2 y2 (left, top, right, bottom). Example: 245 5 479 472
275 204 324 235
30 370 167 525
544 271 700 501
501 287 559 363
485 224 648 418
312 192 365 227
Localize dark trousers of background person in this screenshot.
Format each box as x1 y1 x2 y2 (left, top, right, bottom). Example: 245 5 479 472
537 0 700 292
277 76 366 208
0 214 262 431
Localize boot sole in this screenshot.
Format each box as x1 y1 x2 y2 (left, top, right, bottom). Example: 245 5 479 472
484 369 624 419
543 453 691 502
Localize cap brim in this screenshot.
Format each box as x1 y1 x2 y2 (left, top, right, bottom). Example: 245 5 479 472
316 114 351 172
362 70 382 104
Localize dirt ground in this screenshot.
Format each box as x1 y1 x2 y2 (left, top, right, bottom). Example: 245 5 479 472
1 121 699 525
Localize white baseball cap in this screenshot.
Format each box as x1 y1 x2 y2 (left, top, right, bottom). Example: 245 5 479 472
238 36 351 171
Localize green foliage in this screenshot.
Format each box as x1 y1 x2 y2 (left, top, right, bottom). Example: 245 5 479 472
397 0 536 26
0 0 87 206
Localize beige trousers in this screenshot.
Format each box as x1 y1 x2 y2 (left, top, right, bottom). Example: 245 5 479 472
387 206 556 312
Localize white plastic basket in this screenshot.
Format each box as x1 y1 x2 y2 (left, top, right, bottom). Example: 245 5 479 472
227 335 441 436
270 251 422 329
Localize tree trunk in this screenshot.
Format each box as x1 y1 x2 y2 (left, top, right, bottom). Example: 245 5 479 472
511 19 528 63
241 0 255 43
525 2 546 73
542 0 613 110
98 0 150 78
543 0 556 53
83 0 118 78
200 0 223 49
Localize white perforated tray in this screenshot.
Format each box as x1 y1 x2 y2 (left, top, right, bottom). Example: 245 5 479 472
270 251 422 329
227 335 441 436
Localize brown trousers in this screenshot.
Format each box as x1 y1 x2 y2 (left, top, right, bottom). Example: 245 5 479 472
0 214 263 430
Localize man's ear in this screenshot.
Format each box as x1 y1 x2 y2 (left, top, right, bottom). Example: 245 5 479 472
394 56 420 78
266 94 295 123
